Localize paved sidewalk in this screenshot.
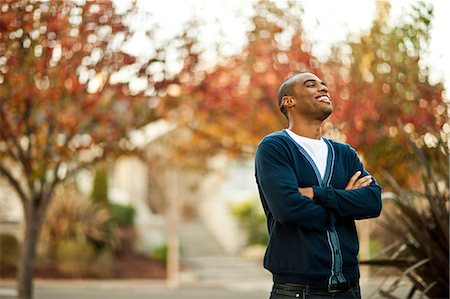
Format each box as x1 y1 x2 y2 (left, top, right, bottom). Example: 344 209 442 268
0 277 418 299
0 285 270 299
1 279 271 299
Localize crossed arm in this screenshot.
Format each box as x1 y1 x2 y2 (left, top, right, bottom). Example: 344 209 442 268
255 139 382 231
297 154 381 220
298 170 372 198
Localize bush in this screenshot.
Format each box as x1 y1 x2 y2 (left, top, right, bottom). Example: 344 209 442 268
40 186 119 254
110 203 135 228
39 185 119 277
55 238 96 277
91 162 109 205
230 198 268 246
363 128 449 299
92 249 115 278
55 239 115 278
0 234 19 268
152 244 168 263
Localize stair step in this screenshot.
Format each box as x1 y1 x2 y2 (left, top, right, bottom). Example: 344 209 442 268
179 221 226 258
178 220 271 284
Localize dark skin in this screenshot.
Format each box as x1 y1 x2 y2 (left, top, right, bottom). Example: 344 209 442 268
281 72 372 198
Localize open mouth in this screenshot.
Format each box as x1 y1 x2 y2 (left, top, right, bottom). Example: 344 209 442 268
316 95 331 104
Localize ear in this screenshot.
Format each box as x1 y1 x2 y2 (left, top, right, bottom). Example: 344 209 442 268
282 96 295 108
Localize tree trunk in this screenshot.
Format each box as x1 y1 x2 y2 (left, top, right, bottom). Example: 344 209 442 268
166 167 180 288
17 202 42 299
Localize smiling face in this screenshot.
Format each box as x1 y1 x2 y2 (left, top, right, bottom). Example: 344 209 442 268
281 72 333 121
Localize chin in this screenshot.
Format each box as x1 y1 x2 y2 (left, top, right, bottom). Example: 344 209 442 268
320 107 333 120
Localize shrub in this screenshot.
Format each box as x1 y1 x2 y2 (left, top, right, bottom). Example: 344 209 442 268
55 238 95 277
91 162 109 205
39 185 120 277
152 244 168 263
92 249 115 278
40 186 119 255
363 127 449 299
230 198 268 246
110 203 135 228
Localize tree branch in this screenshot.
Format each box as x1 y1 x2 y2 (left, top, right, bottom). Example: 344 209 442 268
0 162 28 204
22 98 35 181
38 116 56 200
65 152 106 181
0 105 34 194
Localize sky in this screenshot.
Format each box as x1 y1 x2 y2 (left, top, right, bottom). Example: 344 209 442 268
114 0 450 94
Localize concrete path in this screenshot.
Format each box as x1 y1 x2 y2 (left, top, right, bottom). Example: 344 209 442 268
179 220 226 258
0 277 418 299
181 255 271 285
0 279 270 299
178 219 271 285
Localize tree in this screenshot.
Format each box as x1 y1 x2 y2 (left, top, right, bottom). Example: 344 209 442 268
0 1 198 298
91 162 109 205
166 1 325 166
327 2 447 182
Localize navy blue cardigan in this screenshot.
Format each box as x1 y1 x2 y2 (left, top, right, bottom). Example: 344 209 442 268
255 130 382 285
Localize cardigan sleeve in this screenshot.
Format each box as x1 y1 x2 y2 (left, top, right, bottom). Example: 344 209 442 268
255 138 336 231
312 145 382 220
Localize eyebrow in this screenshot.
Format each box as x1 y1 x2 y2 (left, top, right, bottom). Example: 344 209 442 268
303 79 327 86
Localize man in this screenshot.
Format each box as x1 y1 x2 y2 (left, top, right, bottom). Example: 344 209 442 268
255 71 382 298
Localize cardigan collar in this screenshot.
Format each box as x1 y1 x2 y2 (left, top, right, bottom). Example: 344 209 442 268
281 129 335 187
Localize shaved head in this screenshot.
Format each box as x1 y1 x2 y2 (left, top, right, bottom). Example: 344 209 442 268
277 71 309 119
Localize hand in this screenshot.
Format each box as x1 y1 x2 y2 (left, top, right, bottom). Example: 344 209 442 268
298 187 314 199
345 171 372 190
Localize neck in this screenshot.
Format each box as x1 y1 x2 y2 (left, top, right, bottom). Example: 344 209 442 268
287 117 323 140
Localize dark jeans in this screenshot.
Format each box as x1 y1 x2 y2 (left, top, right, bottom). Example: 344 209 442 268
270 282 361 299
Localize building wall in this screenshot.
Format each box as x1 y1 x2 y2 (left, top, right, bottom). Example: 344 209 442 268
194 155 259 255
111 154 259 256
110 156 166 255
0 180 23 243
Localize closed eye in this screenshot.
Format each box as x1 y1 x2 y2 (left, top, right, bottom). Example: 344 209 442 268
303 79 327 88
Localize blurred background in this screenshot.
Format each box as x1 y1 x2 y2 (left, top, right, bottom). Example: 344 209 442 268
0 1 448 299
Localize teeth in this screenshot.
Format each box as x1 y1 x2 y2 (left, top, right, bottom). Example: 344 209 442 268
318 96 330 103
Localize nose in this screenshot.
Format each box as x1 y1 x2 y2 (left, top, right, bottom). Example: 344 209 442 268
319 83 328 93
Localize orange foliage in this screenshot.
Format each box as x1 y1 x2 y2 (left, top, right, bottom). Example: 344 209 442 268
168 2 324 166
326 2 447 181
0 1 198 181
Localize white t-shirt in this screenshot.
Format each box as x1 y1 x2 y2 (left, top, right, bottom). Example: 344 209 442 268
285 129 329 180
